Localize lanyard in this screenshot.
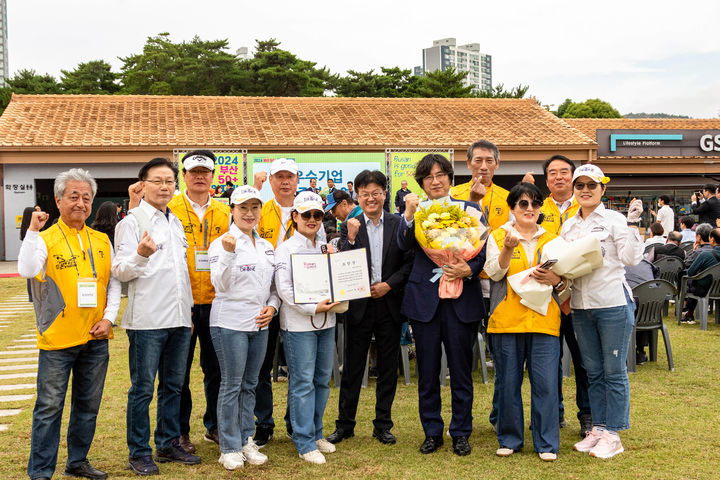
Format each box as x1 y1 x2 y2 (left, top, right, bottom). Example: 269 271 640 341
59 226 97 279
271 199 293 241
182 195 214 248
483 184 495 221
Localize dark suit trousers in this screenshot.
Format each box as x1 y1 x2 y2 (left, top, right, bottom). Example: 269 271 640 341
412 299 478 438
336 299 401 432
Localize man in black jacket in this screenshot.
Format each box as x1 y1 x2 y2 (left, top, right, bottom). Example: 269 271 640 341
328 170 413 446
691 184 720 226
653 231 686 261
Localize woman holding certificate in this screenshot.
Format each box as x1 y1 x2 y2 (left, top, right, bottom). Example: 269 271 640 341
274 191 340 465
208 186 279 471
561 164 643 459
484 182 564 462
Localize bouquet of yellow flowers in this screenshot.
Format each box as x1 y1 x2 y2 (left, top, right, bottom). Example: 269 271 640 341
414 199 488 299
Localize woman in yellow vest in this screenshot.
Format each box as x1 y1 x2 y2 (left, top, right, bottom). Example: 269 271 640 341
484 182 567 462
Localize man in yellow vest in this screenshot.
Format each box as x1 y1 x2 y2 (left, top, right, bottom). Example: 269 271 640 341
19 168 120 480
168 150 230 452
527 154 592 438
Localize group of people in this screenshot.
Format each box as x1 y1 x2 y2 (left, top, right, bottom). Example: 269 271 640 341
20 140 650 480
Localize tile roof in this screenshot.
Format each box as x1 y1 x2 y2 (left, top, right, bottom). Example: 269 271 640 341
0 94 595 150
565 118 720 140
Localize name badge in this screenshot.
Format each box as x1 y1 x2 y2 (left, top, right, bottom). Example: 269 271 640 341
195 248 210 272
77 278 98 308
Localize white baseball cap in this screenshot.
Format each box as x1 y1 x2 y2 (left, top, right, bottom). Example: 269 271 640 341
572 164 607 184
270 158 299 175
293 191 324 213
230 185 263 206
183 154 215 172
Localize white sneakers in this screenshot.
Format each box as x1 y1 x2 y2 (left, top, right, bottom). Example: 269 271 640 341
218 452 245 470
589 431 624 459
496 447 514 457
316 438 337 453
538 452 557 461
299 449 326 464
243 437 269 465
574 427 624 459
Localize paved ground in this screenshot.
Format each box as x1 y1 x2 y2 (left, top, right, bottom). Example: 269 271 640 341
0 262 18 275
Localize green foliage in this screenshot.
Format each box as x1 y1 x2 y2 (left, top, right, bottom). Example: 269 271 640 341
474 83 529 99
332 67 415 97
59 60 119 94
408 67 474 98
555 98 573 117
624 112 691 119
561 98 622 118
6 69 61 94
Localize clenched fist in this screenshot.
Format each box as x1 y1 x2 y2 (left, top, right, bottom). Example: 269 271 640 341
221 232 236 253
346 217 361 243
137 231 157 257
503 232 520 250
128 181 144 209
29 210 50 232
253 171 268 190
626 198 643 223
469 177 487 203
522 172 535 184
404 193 420 222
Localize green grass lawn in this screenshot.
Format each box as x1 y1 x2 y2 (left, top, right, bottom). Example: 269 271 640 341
0 276 719 479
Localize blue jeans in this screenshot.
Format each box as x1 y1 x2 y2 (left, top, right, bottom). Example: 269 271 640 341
28 340 109 479
571 291 634 432
126 328 191 457
211 327 268 453
492 333 559 453
282 327 335 454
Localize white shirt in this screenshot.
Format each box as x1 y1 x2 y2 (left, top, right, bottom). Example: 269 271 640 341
644 236 666 249
274 233 336 332
276 205 294 249
18 228 121 323
111 200 193 329
554 195 575 214
184 191 211 220
484 222 546 281
656 204 674 235
364 213 384 284
208 223 280 331
561 203 643 309
681 229 696 243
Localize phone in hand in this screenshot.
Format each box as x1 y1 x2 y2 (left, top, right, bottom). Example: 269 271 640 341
538 259 558 270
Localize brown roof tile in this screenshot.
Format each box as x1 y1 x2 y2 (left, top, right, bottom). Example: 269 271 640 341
0 95 595 150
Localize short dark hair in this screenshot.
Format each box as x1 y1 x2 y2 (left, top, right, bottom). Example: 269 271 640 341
650 222 664 237
506 182 543 209
139 157 178 181
704 183 716 193
467 139 499 162
347 181 353 186
680 215 694 229
667 231 682 243
181 149 216 173
659 195 671 205
354 170 387 191
330 190 352 209
542 155 575 177
414 154 454 186
712 228 720 244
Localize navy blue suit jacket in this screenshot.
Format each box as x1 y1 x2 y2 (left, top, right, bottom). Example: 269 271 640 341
396 198 487 324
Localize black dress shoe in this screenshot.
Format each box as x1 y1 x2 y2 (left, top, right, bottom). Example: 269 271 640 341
127 455 159 476
372 428 396 445
64 460 108 479
452 436 471 456
419 435 443 454
327 428 354 444
155 439 202 465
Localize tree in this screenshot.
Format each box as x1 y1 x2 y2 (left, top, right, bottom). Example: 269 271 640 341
407 67 474 98
240 39 333 96
561 98 622 118
555 98 572 117
332 67 415 97
119 33 244 96
475 83 529 99
60 60 119 94
6 69 61 94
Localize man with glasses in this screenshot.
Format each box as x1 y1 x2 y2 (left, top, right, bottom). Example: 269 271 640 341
328 170 413 446
167 150 230 452
113 158 200 475
20 168 120 480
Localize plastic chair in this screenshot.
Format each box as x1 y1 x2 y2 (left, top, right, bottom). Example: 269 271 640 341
471 332 489 384
680 241 695 254
653 256 685 315
644 243 658 255
676 262 720 330
628 279 677 372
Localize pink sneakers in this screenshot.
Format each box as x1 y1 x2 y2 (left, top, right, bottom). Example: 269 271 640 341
589 431 624 459
573 426 601 452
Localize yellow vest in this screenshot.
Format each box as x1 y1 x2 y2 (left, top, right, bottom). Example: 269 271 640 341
540 196 580 236
168 193 230 305
257 198 295 248
35 220 113 350
450 181 510 232
487 228 561 337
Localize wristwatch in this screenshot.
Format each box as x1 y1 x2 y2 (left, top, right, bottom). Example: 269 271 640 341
554 279 565 291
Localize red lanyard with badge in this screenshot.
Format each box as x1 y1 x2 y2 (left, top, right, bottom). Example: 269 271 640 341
59 227 98 308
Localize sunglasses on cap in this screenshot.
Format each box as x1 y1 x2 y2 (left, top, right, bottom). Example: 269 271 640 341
574 181 600 191
300 211 323 221
517 199 542 209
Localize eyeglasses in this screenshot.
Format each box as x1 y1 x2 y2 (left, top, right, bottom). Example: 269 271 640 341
517 199 542 210
300 211 324 221
574 182 600 191
423 172 449 183
358 191 385 200
145 179 176 187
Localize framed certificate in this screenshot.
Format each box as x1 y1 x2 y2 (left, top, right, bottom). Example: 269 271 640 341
291 248 371 304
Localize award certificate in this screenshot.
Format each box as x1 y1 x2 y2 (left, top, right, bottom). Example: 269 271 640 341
291 248 371 304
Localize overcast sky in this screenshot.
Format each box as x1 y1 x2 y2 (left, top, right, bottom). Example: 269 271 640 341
8 0 720 117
